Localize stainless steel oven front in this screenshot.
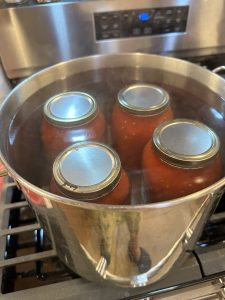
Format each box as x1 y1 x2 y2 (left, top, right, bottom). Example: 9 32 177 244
0 0 225 79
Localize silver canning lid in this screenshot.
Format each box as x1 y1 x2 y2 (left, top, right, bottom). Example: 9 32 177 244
153 119 220 168
44 92 97 126
53 142 121 200
118 84 170 115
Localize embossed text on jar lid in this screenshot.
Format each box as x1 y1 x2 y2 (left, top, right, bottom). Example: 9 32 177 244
118 84 170 115
153 119 220 168
44 91 97 126
53 142 121 199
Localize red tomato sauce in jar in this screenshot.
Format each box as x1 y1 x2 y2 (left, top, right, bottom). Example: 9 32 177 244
111 84 173 171
50 142 130 205
41 92 106 160
143 119 222 202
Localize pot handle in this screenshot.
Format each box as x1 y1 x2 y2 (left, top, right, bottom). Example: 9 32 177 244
212 66 225 76
0 160 8 177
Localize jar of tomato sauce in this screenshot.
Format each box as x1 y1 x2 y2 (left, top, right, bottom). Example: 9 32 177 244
41 92 106 160
50 142 130 205
111 84 173 171
143 119 222 202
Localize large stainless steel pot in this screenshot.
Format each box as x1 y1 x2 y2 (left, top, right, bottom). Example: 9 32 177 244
0 53 225 288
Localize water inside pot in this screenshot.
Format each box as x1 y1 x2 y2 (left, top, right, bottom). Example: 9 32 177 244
6 66 225 204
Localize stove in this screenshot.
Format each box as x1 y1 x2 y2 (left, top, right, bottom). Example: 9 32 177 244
1 0 225 298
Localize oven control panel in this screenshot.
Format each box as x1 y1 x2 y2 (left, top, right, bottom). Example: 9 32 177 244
94 6 189 41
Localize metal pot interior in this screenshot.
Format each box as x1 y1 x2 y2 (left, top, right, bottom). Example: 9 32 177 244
2 54 225 191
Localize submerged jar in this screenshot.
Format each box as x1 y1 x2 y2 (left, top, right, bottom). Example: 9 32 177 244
111 84 173 171
50 142 130 205
143 119 222 203
41 92 106 160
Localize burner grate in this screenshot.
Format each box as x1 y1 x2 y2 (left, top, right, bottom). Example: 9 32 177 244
0 177 77 295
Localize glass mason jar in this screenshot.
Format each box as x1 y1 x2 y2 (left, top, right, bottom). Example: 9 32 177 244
41 91 106 160
143 119 222 202
50 142 130 205
111 84 173 171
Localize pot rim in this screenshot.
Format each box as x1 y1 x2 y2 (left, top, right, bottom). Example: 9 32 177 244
1 52 225 210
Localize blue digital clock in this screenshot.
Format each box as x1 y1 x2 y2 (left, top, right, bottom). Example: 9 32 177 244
138 12 151 22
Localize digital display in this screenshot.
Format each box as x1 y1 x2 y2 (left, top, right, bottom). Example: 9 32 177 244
138 12 151 22
94 6 189 40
